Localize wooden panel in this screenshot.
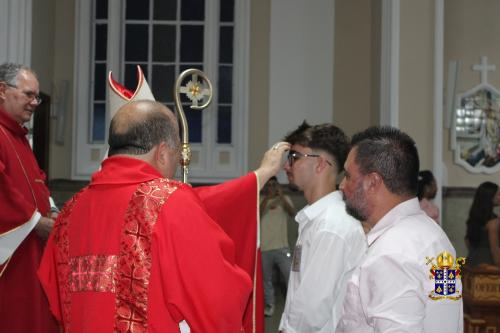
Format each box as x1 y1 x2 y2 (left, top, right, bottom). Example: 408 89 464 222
463 266 500 332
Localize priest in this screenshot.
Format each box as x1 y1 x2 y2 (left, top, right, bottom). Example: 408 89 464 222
0 63 59 332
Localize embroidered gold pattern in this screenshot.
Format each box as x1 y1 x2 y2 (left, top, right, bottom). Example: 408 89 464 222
114 178 179 332
69 255 118 293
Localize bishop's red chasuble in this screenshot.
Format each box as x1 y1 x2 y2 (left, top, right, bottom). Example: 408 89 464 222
0 108 58 332
39 157 256 332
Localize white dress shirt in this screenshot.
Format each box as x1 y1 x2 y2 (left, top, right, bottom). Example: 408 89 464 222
279 191 367 333
337 198 463 333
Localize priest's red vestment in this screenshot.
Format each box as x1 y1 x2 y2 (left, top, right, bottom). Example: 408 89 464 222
0 107 58 332
39 156 261 332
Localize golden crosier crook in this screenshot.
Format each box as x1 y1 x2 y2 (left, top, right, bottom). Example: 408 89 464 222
174 69 213 183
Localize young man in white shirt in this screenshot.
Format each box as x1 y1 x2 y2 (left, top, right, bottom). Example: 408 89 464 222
278 122 367 333
337 126 463 332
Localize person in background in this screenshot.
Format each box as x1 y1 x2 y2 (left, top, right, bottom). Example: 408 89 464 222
260 176 295 317
465 181 500 268
0 62 59 332
417 170 440 224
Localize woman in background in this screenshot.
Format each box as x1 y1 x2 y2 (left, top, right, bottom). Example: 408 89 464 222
417 170 440 224
465 181 500 268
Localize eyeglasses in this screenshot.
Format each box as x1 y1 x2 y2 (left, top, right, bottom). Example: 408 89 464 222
287 150 333 167
5 83 42 105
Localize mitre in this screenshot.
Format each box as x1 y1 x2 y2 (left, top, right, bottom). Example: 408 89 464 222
108 65 155 120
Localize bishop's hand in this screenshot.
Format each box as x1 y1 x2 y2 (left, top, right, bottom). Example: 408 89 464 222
254 142 290 190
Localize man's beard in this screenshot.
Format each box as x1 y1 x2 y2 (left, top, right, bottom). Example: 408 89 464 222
343 184 369 222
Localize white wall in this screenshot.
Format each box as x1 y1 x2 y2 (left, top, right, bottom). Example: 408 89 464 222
268 0 335 147
0 0 32 65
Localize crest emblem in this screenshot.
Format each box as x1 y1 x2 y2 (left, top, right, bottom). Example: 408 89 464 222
426 251 466 300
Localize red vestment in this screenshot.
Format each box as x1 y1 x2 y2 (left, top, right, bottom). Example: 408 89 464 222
195 179 264 333
38 157 255 332
0 107 58 332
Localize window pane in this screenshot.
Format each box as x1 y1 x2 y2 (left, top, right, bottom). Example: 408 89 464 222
219 26 233 63
95 24 107 61
95 0 108 19
92 102 106 142
217 106 232 143
153 25 176 62
171 104 203 143
125 64 148 91
220 0 234 22
126 0 150 20
181 0 205 21
218 65 232 103
175 104 202 143
125 25 149 62
179 64 203 72
152 65 175 103
154 0 176 20
180 25 204 62
94 63 106 101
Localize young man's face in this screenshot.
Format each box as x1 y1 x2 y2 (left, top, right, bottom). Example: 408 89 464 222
0 70 40 124
340 148 370 222
283 144 317 192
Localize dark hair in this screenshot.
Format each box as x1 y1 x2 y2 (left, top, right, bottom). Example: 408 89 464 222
0 63 36 85
283 121 350 171
351 126 419 196
417 170 435 200
465 182 499 248
108 102 179 156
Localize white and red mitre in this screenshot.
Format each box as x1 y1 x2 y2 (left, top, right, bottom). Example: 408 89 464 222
108 65 155 120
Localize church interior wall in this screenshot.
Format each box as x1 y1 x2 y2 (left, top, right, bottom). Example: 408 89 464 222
333 0 373 137
399 0 435 170
248 0 271 171
443 0 500 187
31 0 55 95
49 0 75 180
370 0 382 127
442 0 500 259
31 0 74 180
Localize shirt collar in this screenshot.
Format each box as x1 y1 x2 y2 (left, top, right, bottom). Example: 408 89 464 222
296 191 341 225
366 197 420 246
0 107 28 137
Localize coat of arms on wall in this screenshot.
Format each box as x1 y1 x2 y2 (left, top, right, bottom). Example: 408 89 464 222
451 57 500 173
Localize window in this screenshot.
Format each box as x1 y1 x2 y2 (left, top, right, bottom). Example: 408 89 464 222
73 0 249 182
